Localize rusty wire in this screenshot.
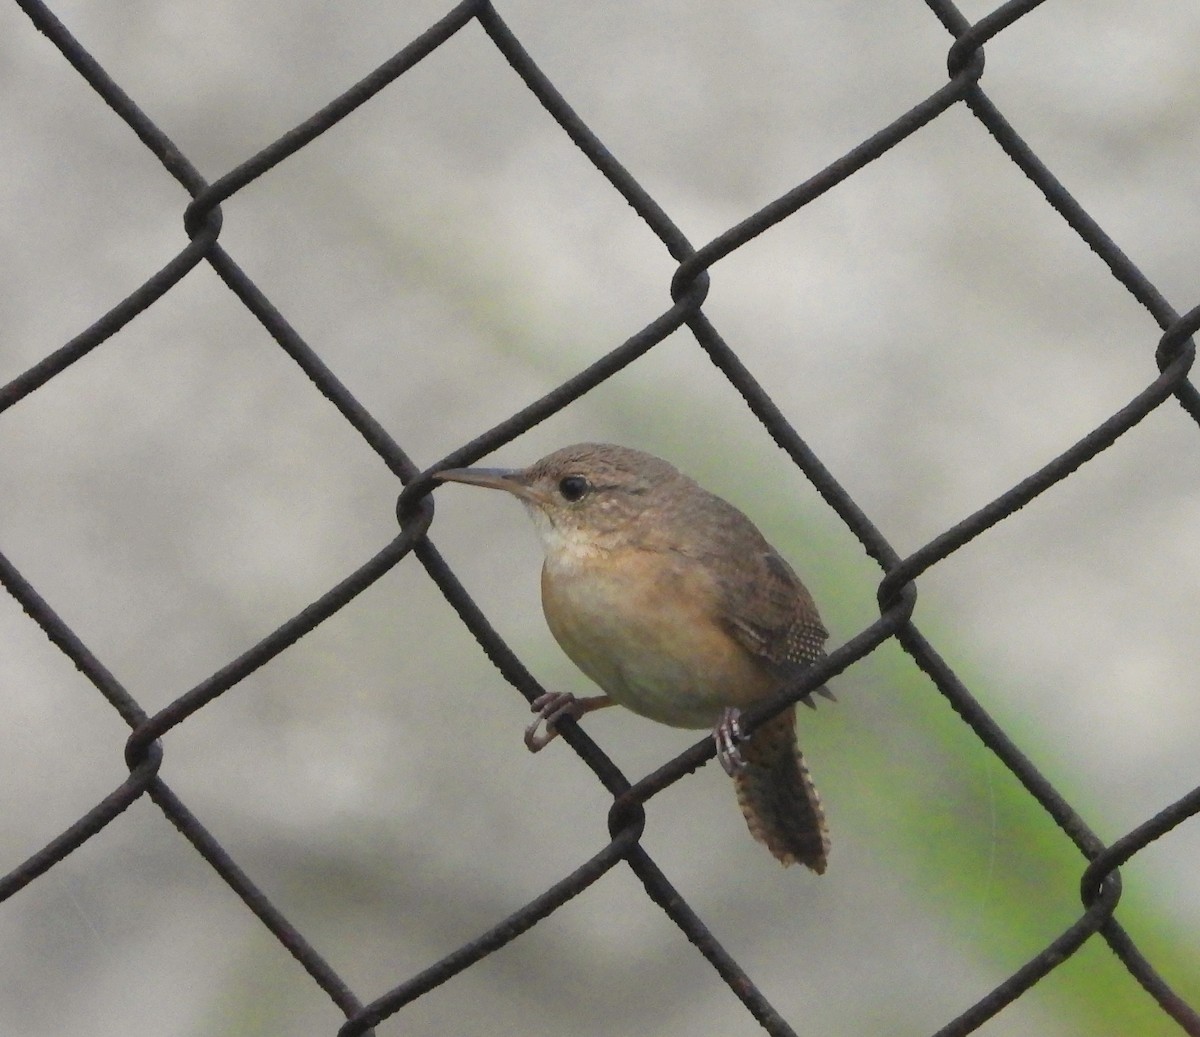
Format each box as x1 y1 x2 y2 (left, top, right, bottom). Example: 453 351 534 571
3 0 1199 1035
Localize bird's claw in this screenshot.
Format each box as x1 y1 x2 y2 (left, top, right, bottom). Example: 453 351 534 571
800 685 836 710
714 707 747 775
524 691 577 752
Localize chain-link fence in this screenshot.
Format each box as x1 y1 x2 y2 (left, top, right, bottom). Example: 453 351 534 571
3 1 1199 1035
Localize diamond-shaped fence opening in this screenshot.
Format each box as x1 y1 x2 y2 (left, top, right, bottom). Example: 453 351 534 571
2 1 1199 1035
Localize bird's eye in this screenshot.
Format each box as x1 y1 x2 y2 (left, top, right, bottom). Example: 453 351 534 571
558 475 590 502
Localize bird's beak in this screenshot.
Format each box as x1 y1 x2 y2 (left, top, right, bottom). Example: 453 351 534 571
435 466 541 505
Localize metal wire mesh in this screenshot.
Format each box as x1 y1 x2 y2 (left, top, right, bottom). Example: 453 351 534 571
3 1 1199 1035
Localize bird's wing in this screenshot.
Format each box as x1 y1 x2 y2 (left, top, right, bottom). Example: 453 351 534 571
670 487 829 689
721 548 827 675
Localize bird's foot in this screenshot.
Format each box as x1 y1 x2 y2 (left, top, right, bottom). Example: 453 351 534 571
714 707 747 775
525 692 575 751
524 692 611 752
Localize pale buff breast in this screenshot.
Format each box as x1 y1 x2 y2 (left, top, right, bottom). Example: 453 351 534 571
540 546 776 729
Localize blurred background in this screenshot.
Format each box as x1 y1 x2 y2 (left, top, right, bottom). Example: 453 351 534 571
1 1 1198 1035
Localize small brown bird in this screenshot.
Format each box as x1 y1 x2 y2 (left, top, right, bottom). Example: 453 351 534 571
436 443 832 872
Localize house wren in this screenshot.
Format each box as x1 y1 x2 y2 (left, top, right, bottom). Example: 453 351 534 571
435 443 832 872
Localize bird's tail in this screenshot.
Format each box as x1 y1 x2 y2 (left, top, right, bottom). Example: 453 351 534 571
733 706 829 872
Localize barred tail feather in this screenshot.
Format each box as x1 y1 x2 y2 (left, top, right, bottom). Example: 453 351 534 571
733 707 829 872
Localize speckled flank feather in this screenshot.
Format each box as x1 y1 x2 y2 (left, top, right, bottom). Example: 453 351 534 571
734 707 829 872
